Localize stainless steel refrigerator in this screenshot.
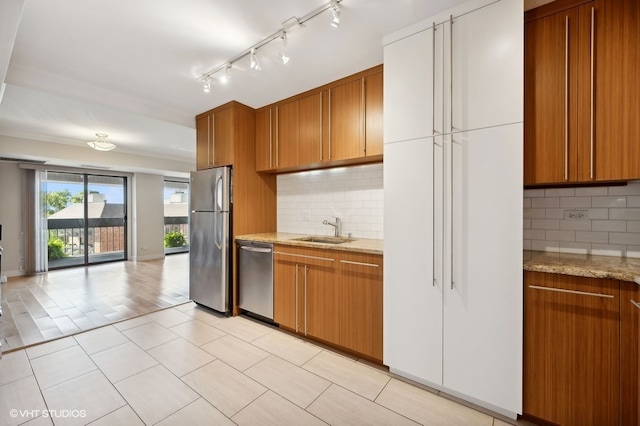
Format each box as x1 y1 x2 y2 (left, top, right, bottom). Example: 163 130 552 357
189 167 232 314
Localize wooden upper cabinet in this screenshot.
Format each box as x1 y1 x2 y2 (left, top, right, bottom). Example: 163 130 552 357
195 107 234 169
364 72 383 157
196 114 212 170
299 92 323 165
329 79 364 161
525 0 640 185
524 6 581 184
592 0 640 181
255 108 273 172
275 100 299 169
213 107 234 167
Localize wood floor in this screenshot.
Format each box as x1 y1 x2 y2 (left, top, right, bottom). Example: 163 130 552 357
0 254 189 352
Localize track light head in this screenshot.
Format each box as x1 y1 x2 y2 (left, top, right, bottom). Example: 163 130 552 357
203 78 211 93
280 32 290 64
220 64 232 83
250 48 261 71
330 2 340 28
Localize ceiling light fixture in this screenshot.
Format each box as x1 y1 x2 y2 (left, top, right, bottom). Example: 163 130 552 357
203 77 211 93
250 48 261 71
87 133 116 151
330 1 341 28
279 32 290 65
220 63 232 84
197 0 343 89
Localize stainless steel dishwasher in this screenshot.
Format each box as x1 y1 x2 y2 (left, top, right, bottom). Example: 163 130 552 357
238 241 274 320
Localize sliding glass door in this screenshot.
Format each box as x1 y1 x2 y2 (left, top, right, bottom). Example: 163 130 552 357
45 172 127 269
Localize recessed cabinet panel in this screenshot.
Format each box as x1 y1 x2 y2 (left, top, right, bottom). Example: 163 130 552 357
329 79 364 161
276 101 299 169
196 114 212 170
383 29 433 144
299 93 322 165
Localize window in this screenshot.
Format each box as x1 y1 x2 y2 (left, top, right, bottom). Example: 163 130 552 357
164 180 189 254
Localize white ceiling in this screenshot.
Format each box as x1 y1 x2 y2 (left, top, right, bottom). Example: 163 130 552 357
0 0 487 175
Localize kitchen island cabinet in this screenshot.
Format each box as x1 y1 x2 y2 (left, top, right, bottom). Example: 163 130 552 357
272 243 383 362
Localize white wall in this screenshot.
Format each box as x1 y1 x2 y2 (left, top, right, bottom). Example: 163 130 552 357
277 163 383 240
0 161 25 276
131 173 165 260
524 181 640 257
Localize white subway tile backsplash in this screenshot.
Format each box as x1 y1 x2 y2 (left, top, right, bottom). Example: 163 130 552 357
545 209 565 219
559 241 591 254
524 208 546 219
546 230 575 242
545 188 575 197
575 231 609 244
592 220 626 232
532 219 559 230
592 244 626 257
277 164 383 239
575 186 608 196
609 232 640 246
610 208 640 221
524 183 640 258
592 196 627 208
560 220 591 231
524 189 545 198
628 196 640 207
532 197 559 208
560 197 591 208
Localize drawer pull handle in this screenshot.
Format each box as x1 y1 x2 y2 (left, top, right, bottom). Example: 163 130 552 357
275 252 335 262
339 260 379 268
529 285 614 299
631 299 640 310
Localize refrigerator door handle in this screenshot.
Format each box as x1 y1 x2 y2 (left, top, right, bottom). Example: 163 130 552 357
215 173 223 211
214 212 222 250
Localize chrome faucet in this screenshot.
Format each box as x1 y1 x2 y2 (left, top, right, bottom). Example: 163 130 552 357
323 217 341 237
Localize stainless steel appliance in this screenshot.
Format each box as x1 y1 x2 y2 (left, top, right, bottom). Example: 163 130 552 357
189 167 232 314
238 241 274 320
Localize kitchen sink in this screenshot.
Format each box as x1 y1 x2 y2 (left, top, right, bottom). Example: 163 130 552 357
293 236 355 245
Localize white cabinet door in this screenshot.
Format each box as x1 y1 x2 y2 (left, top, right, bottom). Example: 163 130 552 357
383 28 435 144
384 137 444 384
449 0 523 132
444 123 523 415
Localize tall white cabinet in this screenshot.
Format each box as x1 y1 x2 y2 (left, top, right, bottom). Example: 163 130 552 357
383 0 523 418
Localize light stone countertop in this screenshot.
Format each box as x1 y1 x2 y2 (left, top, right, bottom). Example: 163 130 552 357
524 250 640 285
235 232 383 255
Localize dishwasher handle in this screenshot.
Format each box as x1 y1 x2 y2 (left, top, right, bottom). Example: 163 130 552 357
239 245 273 254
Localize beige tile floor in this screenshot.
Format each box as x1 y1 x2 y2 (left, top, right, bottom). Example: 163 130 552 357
0 302 537 426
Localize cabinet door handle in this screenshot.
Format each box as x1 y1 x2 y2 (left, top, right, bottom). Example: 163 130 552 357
339 260 379 268
631 299 640 310
528 285 614 299
564 15 569 181
450 134 455 290
449 15 454 133
589 7 595 180
361 78 366 155
295 264 299 333
304 265 308 336
275 106 280 167
269 108 273 168
432 22 437 136
328 89 332 160
319 92 323 161
274 251 335 262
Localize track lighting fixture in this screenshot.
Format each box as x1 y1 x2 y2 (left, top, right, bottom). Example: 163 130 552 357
330 1 341 28
279 32 290 65
250 48 261 71
87 133 116 151
197 0 343 89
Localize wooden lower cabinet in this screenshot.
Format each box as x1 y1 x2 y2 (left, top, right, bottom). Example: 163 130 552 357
621 281 639 426
523 271 622 425
338 252 383 361
273 245 383 361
